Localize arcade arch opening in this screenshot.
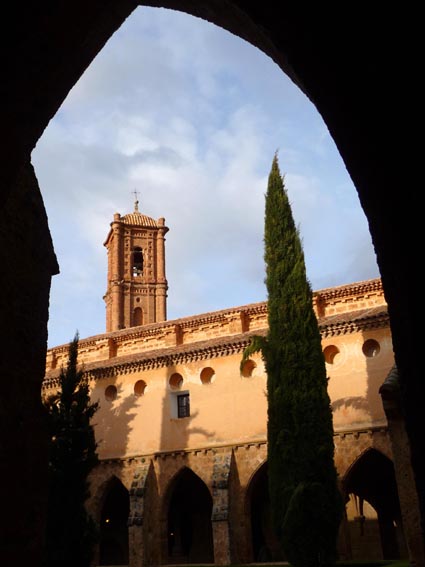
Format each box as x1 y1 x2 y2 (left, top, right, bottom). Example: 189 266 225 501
246 462 285 563
165 467 214 564
343 448 407 561
99 477 130 566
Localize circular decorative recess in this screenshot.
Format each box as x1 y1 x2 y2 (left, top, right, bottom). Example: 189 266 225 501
105 385 118 401
134 380 147 397
169 373 183 390
241 359 256 378
362 339 380 358
200 367 215 385
323 345 340 364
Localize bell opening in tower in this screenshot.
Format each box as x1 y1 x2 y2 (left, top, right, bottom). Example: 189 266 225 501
132 247 144 276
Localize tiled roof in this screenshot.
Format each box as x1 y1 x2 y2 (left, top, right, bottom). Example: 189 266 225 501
121 212 158 227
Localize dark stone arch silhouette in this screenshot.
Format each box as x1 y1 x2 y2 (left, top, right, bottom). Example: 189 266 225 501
164 466 214 564
99 476 130 566
0 4 420 565
343 448 407 560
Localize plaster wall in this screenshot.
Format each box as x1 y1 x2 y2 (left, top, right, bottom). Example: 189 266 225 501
44 278 391 462
325 327 394 429
90 350 266 460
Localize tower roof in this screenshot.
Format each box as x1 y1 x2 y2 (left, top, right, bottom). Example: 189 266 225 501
121 211 159 228
103 199 168 248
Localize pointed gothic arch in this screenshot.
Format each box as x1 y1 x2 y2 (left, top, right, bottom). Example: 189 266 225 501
99 476 130 566
342 448 407 561
245 461 284 563
163 466 214 564
0 5 419 567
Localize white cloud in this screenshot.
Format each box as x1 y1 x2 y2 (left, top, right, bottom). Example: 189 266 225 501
32 6 379 348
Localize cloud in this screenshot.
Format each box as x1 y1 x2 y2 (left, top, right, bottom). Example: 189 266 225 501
32 6 379 347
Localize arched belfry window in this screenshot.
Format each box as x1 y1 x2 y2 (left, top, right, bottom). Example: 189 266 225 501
132 247 143 276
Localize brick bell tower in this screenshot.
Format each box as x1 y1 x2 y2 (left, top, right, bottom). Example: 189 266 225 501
103 198 169 331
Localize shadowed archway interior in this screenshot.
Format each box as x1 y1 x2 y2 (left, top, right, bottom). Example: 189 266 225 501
100 477 130 566
344 449 406 560
166 467 214 563
247 462 285 563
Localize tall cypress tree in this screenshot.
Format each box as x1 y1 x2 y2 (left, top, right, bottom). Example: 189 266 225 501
242 154 343 566
43 332 99 567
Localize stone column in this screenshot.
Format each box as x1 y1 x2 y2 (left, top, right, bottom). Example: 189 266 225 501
212 519 231 565
380 367 425 566
110 213 123 331
155 218 168 322
128 523 144 567
127 461 152 567
211 451 233 564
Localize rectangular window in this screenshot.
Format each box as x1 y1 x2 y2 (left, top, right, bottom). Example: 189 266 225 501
177 393 190 418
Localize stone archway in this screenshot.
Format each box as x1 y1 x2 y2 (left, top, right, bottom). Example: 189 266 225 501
245 461 284 563
99 476 130 566
0 5 420 566
343 448 407 561
164 467 214 564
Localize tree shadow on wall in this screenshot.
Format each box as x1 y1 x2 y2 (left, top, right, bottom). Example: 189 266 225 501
87 377 138 565
331 396 369 412
94 379 138 460
155 362 216 564
158 362 215 454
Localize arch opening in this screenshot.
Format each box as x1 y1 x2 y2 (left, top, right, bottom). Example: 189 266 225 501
132 246 144 276
0 4 416 567
246 462 285 563
343 449 407 561
32 6 379 349
99 477 130 566
133 306 143 326
166 467 214 564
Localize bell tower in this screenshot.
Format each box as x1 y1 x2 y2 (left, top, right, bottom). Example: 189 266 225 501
103 198 169 331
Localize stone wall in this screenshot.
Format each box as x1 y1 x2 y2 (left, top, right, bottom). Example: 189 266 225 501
87 431 399 566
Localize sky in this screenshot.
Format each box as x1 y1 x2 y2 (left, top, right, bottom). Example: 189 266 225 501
32 7 379 348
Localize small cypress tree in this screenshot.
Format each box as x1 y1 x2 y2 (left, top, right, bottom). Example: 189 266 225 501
43 332 99 567
242 154 343 566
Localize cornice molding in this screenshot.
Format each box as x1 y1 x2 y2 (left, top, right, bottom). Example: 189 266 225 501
314 277 383 303
48 302 269 354
43 306 389 390
319 311 389 337
47 279 383 355
43 334 258 389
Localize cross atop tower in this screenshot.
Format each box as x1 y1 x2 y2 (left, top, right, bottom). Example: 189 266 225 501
132 189 139 212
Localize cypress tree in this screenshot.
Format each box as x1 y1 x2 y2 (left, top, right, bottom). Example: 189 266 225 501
242 154 343 566
43 332 99 567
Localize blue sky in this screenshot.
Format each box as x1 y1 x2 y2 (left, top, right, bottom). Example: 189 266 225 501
32 7 379 348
